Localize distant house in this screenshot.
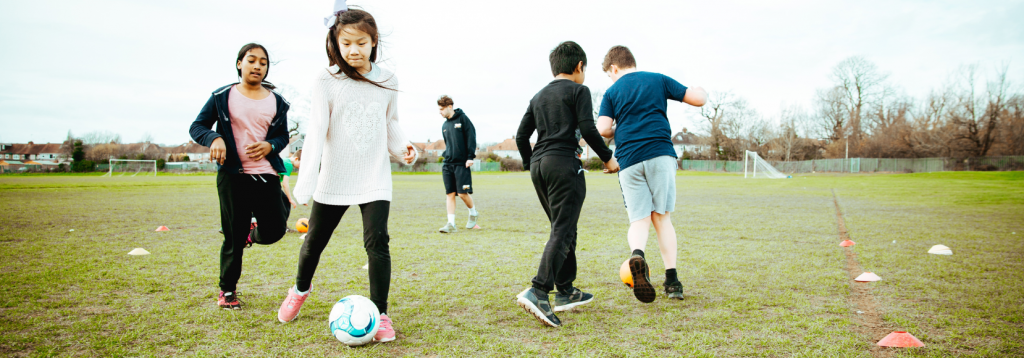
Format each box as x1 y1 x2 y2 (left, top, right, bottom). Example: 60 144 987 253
424 140 446 157
0 142 65 170
284 134 304 158
486 137 533 160
578 138 615 160
672 129 708 157
120 141 165 160
168 141 212 162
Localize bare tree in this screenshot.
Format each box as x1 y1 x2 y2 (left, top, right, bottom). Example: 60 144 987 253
1001 93 1024 155
828 56 889 147
697 92 753 160
777 104 808 161
814 86 848 143
275 84 310 139
81 131 122 145
949 65 1009 157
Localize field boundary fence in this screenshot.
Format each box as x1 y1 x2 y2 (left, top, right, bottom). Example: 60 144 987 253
680 156 1024 173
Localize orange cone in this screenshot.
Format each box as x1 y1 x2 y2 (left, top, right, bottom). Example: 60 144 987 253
840 240 855 247
155 226 169 232
877 331 924 347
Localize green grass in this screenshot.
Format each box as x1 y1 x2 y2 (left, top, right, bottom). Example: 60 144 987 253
0 171 1021 357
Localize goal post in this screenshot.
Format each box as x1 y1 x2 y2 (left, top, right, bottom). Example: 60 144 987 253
105 158 157 177
743 150 788 179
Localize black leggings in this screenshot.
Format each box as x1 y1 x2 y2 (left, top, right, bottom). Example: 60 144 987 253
296 200 391 314
217 172 290 292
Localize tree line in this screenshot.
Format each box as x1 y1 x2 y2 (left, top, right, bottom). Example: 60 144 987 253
691 56 1023 161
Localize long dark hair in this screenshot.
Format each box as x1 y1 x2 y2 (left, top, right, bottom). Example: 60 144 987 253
325 8 393 90
236 43 276 90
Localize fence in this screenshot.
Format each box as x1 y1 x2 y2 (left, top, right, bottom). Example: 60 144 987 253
680 156 1024 174
391 161 501 173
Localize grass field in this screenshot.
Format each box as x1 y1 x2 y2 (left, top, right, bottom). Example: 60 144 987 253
0 171 1022 357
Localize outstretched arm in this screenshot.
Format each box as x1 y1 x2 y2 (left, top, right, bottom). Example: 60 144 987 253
597 116 615 138
683 86 708 107
516 105 536 170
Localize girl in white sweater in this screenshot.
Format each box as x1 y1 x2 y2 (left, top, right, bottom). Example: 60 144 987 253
277 4 416 344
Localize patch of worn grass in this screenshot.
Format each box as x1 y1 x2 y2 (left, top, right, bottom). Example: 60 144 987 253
0 172 1020 356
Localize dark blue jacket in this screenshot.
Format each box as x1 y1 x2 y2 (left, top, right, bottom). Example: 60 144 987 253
189 84 291 174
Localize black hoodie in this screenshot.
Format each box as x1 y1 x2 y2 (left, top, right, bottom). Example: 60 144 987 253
440 108 477 163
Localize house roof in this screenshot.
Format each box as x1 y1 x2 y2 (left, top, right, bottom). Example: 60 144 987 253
0 143 63 155
672 132 701 145
424 140 446 151
171 141 210 153
411 142 428 151
487 138 521 152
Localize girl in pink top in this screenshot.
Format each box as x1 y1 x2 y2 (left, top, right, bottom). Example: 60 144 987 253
188 43 293 310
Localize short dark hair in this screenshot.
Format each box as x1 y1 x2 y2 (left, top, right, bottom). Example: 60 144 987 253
437 95 453 107
602 45 636 72
549 41 587 76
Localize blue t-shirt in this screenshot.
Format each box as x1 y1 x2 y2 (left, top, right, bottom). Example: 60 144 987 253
599 71 687 170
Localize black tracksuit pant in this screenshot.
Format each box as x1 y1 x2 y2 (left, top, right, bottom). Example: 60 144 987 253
529 155 586 295
217 172 290 292
295 200 391 314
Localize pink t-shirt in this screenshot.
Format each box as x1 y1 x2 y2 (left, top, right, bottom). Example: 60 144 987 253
228 85 277 175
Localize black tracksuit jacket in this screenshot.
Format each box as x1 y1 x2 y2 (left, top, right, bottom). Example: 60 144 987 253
441 108 478 163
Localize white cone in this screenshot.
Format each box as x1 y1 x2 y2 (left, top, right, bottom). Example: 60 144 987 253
362 263 369 270
128 248 150 256
855 272 881 282
928 244 952 255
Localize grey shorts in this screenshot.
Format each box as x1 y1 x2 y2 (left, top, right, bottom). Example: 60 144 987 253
618 155 677 223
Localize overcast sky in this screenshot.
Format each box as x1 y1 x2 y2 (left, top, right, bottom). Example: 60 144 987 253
1 0 1022 146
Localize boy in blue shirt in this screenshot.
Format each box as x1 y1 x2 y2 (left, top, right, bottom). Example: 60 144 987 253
596 45 707 303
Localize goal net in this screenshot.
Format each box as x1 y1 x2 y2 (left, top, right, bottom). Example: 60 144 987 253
744 151 788 179
105 159 157 177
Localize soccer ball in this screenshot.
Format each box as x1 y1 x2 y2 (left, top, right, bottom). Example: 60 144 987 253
296 218 309 233
329 295 380 346
619 259 633 288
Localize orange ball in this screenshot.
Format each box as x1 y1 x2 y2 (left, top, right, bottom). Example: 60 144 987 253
296 218 309 233
620 259 633 288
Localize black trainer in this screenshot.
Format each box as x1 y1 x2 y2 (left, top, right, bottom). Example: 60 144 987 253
553 287 594 312
515 287 561 327
628 254 656 303
665 281 684 300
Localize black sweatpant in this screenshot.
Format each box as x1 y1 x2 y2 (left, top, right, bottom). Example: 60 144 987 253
529 155 586 295
217 172 290 292
295 200 391 314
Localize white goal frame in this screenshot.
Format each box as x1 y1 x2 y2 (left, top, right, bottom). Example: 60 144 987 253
743 150 788 179
105 158 157 177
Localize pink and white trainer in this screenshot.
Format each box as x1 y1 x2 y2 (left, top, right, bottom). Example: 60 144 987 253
374 313 396 342
277 286 309 323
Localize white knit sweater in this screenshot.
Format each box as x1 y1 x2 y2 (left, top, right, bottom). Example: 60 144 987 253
293 67 417 206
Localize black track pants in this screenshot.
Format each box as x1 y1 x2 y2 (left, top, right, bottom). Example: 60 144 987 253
529 155 586 295
217 172 290 292
295 200 391 314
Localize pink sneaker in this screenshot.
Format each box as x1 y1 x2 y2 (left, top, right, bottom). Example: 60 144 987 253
277 286 309 323
374 313 396 342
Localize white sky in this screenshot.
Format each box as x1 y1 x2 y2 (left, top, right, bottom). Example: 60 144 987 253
1 0 1022 146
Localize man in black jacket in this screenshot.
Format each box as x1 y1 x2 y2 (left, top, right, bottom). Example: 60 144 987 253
436 95 479 233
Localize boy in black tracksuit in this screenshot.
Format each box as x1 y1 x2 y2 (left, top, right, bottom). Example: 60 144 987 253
514 41 619 327
437 96 480 233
